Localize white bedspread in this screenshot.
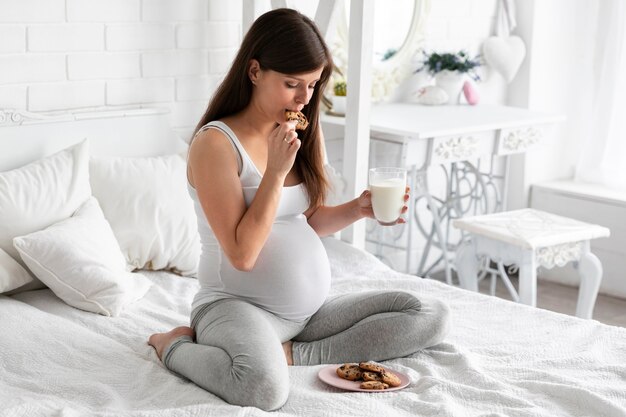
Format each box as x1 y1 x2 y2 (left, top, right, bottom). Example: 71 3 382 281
1 238 626 417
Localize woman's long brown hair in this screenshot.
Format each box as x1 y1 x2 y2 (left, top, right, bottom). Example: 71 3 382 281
192 8 333 209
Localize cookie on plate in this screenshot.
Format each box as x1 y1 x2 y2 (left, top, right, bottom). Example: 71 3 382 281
360 381 389 390
362 371 383 382
381 370 402 387
336 363 363 381
358 361 385 374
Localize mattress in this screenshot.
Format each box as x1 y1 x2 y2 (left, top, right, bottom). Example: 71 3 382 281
1 238 625 417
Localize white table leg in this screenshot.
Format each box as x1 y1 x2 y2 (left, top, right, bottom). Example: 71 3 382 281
455 240 478 292
518 250 537 307
575 243 603 319
405 167 418 273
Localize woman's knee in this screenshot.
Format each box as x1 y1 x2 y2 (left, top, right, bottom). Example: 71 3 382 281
376 290 422 313
220 344 290 410
232 363 290 411
251 374 290 411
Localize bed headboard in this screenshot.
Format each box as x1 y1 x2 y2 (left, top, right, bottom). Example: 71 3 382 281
0 107 187 172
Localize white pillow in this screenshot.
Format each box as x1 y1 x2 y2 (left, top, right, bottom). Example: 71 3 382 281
0 140 91 292
0 248 32 293
89 153 200 276
13 198 151 317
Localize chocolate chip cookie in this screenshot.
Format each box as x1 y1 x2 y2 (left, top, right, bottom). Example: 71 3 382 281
362 371 383 382
360 381 389 390
381 370 402 387
336 363 363 381
358 361 385 374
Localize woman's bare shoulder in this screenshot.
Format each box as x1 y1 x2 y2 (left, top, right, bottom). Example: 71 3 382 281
188 127 239 180
190 124 232 154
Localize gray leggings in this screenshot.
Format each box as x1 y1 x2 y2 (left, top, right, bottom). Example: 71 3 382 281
163 290 449 411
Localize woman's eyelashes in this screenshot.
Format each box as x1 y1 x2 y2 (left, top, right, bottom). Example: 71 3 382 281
285 82 316 90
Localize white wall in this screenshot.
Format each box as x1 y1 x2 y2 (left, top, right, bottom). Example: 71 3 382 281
510 0 626 297
0 0 241 138
508 0 600 208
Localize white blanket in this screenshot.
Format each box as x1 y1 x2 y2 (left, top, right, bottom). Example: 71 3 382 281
1 238 625 416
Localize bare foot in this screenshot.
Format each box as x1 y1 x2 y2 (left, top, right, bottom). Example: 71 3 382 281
148 326 195 361
282 340 294 366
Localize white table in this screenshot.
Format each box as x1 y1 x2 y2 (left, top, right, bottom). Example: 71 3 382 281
453 209 610 319
322 103 565 281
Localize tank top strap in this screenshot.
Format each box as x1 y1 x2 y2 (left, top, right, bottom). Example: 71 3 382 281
194 121 245 175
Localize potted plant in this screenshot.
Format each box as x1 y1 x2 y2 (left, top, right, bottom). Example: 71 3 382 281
415 50 481 104
331 80 347 115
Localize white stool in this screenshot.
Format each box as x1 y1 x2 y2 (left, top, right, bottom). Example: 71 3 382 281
453 209 610 319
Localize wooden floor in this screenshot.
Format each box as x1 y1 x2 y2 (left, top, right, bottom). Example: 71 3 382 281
431 271 626 327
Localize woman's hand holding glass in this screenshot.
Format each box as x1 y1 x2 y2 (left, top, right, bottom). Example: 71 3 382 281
357 186 410 225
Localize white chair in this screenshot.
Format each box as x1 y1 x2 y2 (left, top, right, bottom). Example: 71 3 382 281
453 209 610 319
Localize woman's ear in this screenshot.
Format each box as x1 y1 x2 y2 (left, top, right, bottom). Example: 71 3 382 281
248 59 261 85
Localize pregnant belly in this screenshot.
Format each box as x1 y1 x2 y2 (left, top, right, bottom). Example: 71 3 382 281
220 216 331 321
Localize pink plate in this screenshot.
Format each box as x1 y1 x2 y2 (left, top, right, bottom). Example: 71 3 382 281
317 365 411 392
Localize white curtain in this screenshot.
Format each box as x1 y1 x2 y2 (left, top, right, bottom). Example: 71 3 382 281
574 0 626 191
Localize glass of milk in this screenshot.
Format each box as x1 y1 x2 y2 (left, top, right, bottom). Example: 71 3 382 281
368 167 407 225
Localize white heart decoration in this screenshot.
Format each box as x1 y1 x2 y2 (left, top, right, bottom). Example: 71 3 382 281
482 35 526 83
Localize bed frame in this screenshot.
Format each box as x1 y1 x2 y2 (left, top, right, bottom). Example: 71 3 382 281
0 107 185 172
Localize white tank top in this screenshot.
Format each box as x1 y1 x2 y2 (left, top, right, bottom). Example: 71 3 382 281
188 121 331 321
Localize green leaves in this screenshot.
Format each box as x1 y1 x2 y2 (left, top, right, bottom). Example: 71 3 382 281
333 81 347 96
415 50 482 81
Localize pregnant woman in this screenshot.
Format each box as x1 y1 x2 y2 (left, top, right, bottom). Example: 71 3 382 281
148 8 449 411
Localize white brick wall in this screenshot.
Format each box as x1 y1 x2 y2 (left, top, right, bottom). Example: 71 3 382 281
209 48 238 74
67 0 140 22
142 0 209 22
0 0 65 23
0 25 26 53
176 75 221 101
106 24 176 50
29 81 105 111
0 0 498 132
0 55 66 84
68 53 141 80
177 23 240 49
29 24 105 52
107 78 175 105
142 50 209 77
0 85 27 109
423 0 497 57
0 0 241 132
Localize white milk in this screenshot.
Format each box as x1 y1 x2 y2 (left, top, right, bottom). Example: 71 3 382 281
370 178 405 224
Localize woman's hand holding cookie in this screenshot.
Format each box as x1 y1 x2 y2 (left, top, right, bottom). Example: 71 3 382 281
266 121 300 179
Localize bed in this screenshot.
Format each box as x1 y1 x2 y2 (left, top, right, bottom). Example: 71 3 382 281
1 108 625 417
